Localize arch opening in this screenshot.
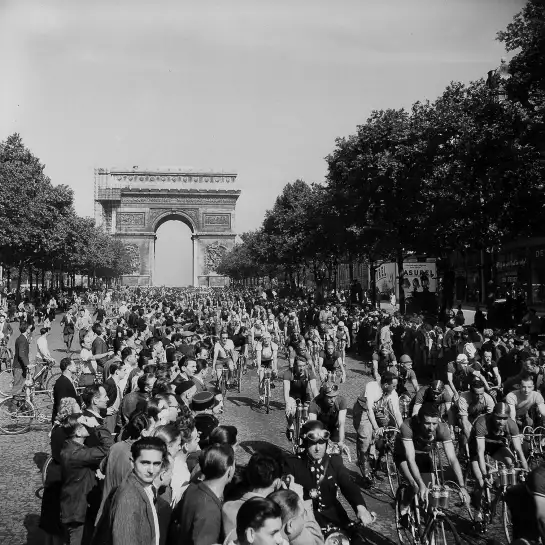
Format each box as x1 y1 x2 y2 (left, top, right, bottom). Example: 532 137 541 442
154 218 193 286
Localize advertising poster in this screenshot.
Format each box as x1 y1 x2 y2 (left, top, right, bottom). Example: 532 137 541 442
400 262 437 300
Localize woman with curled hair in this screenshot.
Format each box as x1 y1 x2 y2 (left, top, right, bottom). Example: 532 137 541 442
168 416 201 507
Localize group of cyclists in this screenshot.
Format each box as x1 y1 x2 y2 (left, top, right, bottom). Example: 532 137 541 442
5 283 545 544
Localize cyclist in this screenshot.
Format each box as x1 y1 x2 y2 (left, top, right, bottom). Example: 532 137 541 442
284 420 375 544
505 372 545 430
212 330 237 385
308 383 348 453
353 371 403 486
287 333 313 371
0 311 13 342
411 379 452 417
395 354 419 396
231 325 249 374
318 340 345 383
265 314 280 344
394 403 470 517
469 402 528 514
455 377 494 449
334 321 350 365
256 332 278 404
371 344 397 383
445 353 486 402
283 356 319 441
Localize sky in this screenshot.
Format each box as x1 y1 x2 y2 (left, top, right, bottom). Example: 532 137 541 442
1 0 525 235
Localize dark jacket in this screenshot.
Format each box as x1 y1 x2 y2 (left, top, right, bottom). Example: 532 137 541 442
52 374 79 423
59 438 110 524
284 453 365 527
168 481 223 545
13 333 29 371
82 409 114 449
95 473 157 545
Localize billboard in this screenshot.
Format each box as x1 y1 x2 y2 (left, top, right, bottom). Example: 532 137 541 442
373 261 437 301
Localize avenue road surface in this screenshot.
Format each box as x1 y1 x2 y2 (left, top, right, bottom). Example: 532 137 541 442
0 310 504 545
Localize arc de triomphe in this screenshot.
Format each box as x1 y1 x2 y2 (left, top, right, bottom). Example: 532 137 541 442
94 167 240 286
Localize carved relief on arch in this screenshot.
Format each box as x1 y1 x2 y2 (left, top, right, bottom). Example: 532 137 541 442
148 208 199 231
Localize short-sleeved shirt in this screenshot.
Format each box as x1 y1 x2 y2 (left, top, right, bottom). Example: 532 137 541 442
282 368 316 403
308 394 348 440
457 391 494 421
412 386 450 407
506 390 545 417
468 413 520 457
372 351 396 376
256 342 278 363
320 350 341 372
356 381 399 426
395 366 418 395
394 416 451 457
231 333 247 349
446 362 483 392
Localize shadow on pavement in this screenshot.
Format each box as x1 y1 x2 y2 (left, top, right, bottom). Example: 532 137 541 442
226 396 255 408
238 440 290 461
24 513 42 545
33 452 48 472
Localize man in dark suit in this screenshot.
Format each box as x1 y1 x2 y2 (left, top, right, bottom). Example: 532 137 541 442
80 384 114 449
52 357 80 423
12 321 31 393
169 443 235 545
98 436 167 545
103 361 128 433
283 420 375 544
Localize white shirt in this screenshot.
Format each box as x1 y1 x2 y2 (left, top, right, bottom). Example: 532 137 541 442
37 336 52 360
143 484 160 545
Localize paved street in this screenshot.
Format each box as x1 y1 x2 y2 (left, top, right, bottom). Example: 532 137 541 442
1 315 506 545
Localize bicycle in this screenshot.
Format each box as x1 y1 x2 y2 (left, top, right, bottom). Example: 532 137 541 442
0 357 59 398
292 398 310 454
234 349 246 394
262 366 273 414
217 366 229 410
474 458 527 542
0 363 56 434
522 425 545 469
0 340 12 373
373 426 400 498
394 443 467 544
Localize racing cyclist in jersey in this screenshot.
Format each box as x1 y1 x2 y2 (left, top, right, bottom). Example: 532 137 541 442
334 321 350 366
469 402 528 516
371 344 397 384
283 356 319 441
394 403 470 516
308 383 348 454
411 380 453 417
318 341 346 384
353 371 403 486
265 314 281 344
287 334 313 371
505 372 545 430
231 325 249 373
395 354 419 397
445 353 489 403
455 377 494 451
480 349 502 398
305 324 323 369
255 332 279 404
212 330 237 384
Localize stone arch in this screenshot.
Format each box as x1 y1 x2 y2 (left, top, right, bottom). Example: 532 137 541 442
150 209 197 234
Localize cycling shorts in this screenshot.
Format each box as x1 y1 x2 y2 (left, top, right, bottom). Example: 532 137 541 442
393 449 433 473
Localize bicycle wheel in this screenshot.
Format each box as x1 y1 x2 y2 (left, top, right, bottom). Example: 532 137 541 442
220 372 227 401
265 379 270 414
385 450 399 498
428 517 462 545
42 455 53 486
395 488 419 544
33 390 54 424
502 497 513 543
0 369 14 397
237 361 242 394
0 397 34 434
44 369 62 398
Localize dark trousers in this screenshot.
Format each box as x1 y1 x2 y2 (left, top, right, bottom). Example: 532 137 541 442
64 522 84 545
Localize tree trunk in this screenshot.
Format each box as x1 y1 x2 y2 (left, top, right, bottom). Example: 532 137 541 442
29 264 33 292
349 260 354 283
6 267 11 293
397 248 405 315
16 260 24 302
41 269 45 290
370 259 377 308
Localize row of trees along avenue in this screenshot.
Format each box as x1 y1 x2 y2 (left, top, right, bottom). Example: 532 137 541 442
218 0 545 314
0 134 134 296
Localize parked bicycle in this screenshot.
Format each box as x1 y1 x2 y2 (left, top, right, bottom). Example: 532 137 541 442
0 362 56 434
0 357 60 398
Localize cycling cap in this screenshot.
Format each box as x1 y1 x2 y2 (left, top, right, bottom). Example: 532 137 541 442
456 354 469 363
470 377 485 389
399 354 412 364
493 402 510 417
321 383 339 397
429 380 445 393
301 419 326 438
337 321 345 328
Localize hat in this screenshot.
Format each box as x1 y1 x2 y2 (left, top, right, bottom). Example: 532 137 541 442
456 354 469 363
321 383 339 397
175 380 196 396
399 354 412 364
191 391 215 411
453 326 464 333
181 330 194 338
337 321 345 328
513 337 524 345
